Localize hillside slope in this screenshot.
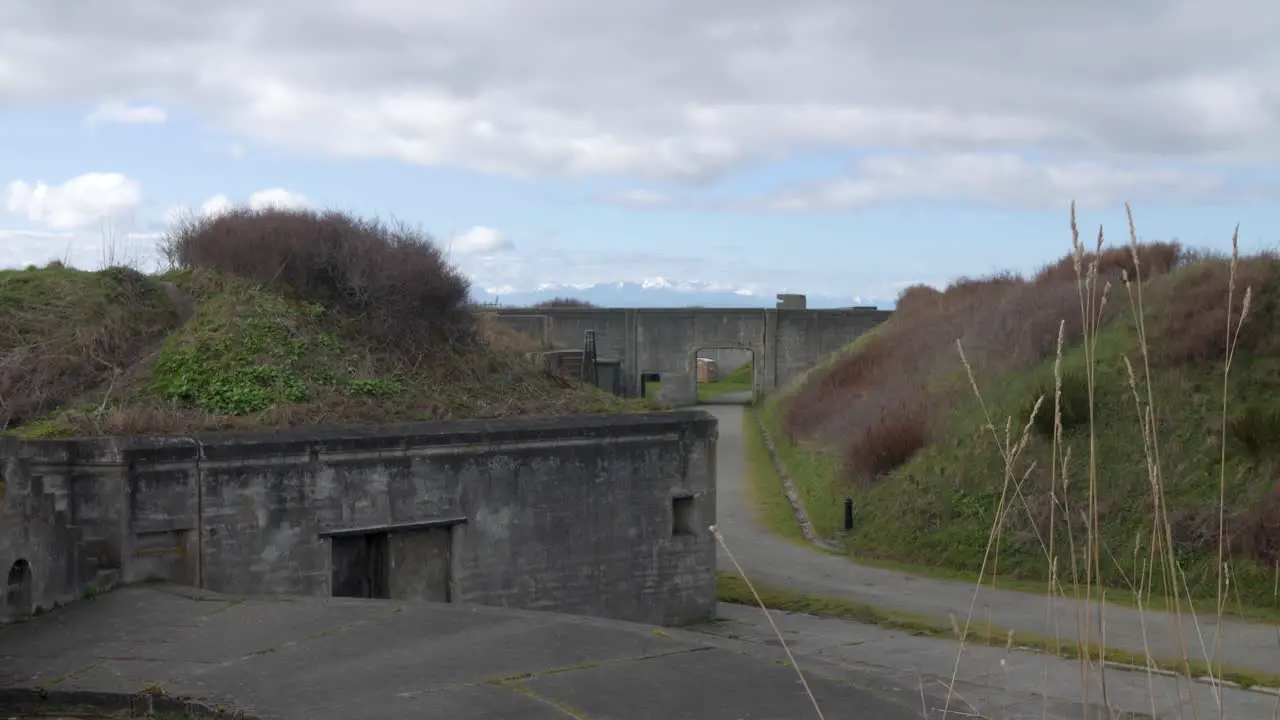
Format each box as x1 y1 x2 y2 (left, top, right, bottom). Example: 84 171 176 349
0 209 636 438
767 238 1280 609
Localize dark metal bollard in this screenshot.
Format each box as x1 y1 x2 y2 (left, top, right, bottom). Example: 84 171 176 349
843 497 854 531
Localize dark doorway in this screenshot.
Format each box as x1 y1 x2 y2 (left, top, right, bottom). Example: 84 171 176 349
639 371 661 398
4 559 33 621
330 534 390 599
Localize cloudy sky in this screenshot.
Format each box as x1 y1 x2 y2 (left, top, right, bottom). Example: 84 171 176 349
3 0 1279 302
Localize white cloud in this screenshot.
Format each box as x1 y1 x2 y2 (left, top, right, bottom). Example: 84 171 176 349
199 195 233 217
84 100 167 125
246 188 311 210
753 152 1271 212
1 0 1276 182
179 189 311 220
3 172 142 229
602 189 672 208
450 226 514 255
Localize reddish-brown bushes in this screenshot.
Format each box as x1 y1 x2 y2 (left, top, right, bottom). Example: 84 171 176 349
1034 241 1182 285
1146 255 1280 365
162 207 475 354
782 241 1184 486
782 336 892 440
894 284 942 316
844 401 931 482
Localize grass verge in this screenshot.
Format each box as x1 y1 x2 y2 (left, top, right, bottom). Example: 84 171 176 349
756 375 1280 626
714 571 1280 691
741 406 808 545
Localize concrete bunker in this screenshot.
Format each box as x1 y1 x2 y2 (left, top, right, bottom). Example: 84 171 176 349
0 410 718 627
494 301 892 408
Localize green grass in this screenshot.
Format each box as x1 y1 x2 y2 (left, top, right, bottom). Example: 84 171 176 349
714 571 1280 690
741 406 808 545
758 376 1280 625
4 267 642 437
759 278 1280 620
699 362 754 400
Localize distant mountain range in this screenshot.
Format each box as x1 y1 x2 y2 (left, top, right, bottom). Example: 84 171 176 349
471 280 893 309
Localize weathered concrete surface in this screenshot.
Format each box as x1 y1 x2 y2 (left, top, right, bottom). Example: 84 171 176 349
707 404 1280 690
496 306 889 406
1 410 717 627
709 604 1280 719
0 585 928 720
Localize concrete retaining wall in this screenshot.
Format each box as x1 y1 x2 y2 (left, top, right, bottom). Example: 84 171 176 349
0 411 718 626
496 307 891 406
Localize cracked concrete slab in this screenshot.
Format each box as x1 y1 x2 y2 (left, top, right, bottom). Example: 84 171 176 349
0 585 928 719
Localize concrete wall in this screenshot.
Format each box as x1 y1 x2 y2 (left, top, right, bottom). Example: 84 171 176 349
0 411 718 626
496 307 891 406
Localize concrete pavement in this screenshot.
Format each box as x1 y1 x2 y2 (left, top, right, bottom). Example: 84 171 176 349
0 584 934 720
703 402 1280 718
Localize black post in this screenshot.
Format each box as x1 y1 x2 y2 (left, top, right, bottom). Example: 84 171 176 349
843 497 854 531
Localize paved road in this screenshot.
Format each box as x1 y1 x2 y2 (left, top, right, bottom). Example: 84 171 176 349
703 403 1280 719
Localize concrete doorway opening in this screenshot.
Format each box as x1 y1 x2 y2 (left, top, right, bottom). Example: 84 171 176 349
693 347 756 405
330 526 456 603
4 558 33 621
331 534 390 599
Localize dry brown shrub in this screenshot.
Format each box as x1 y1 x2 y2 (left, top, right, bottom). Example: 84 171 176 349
894 284 942 316
1230 481 1280 568
0 266 179 430
533 297 598 308
1146 254 1280 365
782 242 1179 484
843 400 930 482
162 207 475 355
782 336 892 440
1034 241 1182 285
476 312 545 355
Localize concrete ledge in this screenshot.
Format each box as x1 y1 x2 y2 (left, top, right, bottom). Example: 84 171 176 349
0 410 716 465
0 688 256 719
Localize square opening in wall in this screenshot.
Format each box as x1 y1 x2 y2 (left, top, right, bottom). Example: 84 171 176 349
672 495 697 537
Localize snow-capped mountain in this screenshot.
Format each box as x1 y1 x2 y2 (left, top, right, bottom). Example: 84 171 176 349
471 280 893 309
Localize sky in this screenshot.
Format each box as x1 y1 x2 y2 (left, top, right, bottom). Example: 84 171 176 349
3 0 1280 305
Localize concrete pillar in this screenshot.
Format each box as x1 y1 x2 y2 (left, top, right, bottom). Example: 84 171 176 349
762 309 778 395
623 309 638 397
776 294 807 310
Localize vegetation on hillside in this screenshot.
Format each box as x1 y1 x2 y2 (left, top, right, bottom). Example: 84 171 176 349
769 214 1280 610
532 297 598 308
0 208 638 438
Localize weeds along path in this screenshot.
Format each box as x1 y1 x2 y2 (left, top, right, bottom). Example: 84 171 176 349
707 404 1280 680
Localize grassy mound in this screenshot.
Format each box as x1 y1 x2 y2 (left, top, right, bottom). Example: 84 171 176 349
769 224 1280 610
2 208 638 438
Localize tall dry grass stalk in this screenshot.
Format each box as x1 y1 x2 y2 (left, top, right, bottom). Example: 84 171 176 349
712 525 826 720
950 203 1259 719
